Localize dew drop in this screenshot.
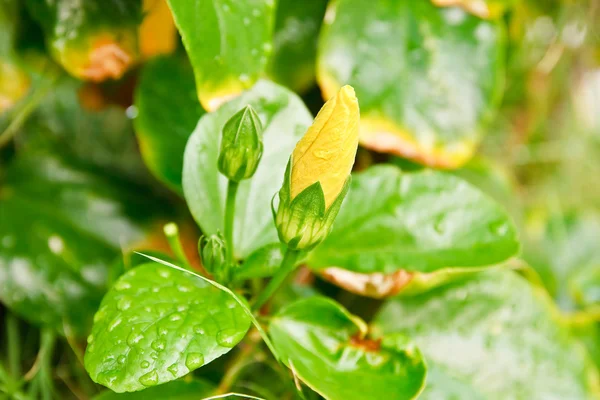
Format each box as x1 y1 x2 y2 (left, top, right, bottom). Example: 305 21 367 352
226 299 237 309
167 363 179 376
169 313 182 322
117 355 126 365
217 328 245 348
87 343 96 353
151 339 166 352
140 360 150 369
99 371 118 386
114 280 132 291
490 221 508 235
94 307 107 323
138 370 158 386
185 353 205 370
178 285 191 293
87 334 94 344
159 270 170 279
108 317 122 332
158 327 168 336
243 17 251 26
117 296 132 311
176 305 187 312
194 325 205 335
262 42 272 53
104 355 116 363
127 331 144 346
252 9 260 17
150 352 159 360
152 287 160 293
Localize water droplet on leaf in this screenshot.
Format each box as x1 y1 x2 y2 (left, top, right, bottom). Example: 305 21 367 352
217 328 245 348
138 370 158 386
185 353 205 370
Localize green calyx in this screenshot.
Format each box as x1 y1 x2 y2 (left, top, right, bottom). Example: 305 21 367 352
218 104 264 182
274 157 351 251
198 233 229 282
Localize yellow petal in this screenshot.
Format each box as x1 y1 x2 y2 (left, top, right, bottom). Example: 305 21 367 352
291 85 359 208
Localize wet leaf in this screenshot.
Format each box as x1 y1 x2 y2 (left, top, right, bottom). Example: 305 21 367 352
167 0 275 111
270 296 427 400
134 55 205 193
307 166 519 288
267 0 328 92
373 270 600 399
84 262 251 392
317 0 505 168
182 80 312 259
0 152 163 336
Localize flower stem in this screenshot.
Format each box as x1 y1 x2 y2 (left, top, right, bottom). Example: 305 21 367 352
163 222 191 269
252 247 300 311
6 312 20 378
224 180 240 263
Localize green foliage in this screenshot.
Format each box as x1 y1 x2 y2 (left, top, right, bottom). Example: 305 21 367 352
84 263 251 392
133 55 205 193
374 270 600 399
0 0 599 399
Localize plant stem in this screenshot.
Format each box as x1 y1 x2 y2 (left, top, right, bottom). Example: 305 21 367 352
224 180 240 263
252 248 300 311
38 328 56 400
215 330 260 394
163 222 191 269
6 312 21 378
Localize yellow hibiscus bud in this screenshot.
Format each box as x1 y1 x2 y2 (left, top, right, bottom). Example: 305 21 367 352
290 85 359 209
274 85 360 250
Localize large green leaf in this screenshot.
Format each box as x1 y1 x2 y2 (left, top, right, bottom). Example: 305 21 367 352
133 55 205 193
0 152 161 336
269 296 427 400
317 0 505 168
525 210 600 309
84 262 251 392
182 80 312 259
93 379 214 399
267 0 328 92
373 270 600 399
167 0 275 111
307 166 519 284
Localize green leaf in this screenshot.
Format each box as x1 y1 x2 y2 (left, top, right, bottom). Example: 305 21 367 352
524 210 600 308
269 296 427 400
133 55 205 193
235 243 283 282
317 0 505 168
167 0 275 111
84 262 251 392
0 152 162 336
93 379 214 399
182 80 312 259
267 0 328 92
306 166 519 292
373 270 600 399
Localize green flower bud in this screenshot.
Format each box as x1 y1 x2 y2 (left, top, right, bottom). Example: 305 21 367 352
218 105 264 182
199 233 227 279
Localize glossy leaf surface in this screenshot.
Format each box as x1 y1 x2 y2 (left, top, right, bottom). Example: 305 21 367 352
270 296 427 400
235 243 283 282
0 152 160 336
167 0 275 111
85 262 251 392
267 0 328 92
182 80 312 258
134 55 205 193
317 0 505 168
307 166 519 275
373 270 600 399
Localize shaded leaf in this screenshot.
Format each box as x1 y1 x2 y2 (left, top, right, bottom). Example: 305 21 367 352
235 243 284 282
167 0 275 111
317 0 505 168
84 262 251 392
134 55 205 193
0 152 163 336
182 80 312 259
373 270 600 399
270 296 427 400
267 0 328 92
94 379 214 399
